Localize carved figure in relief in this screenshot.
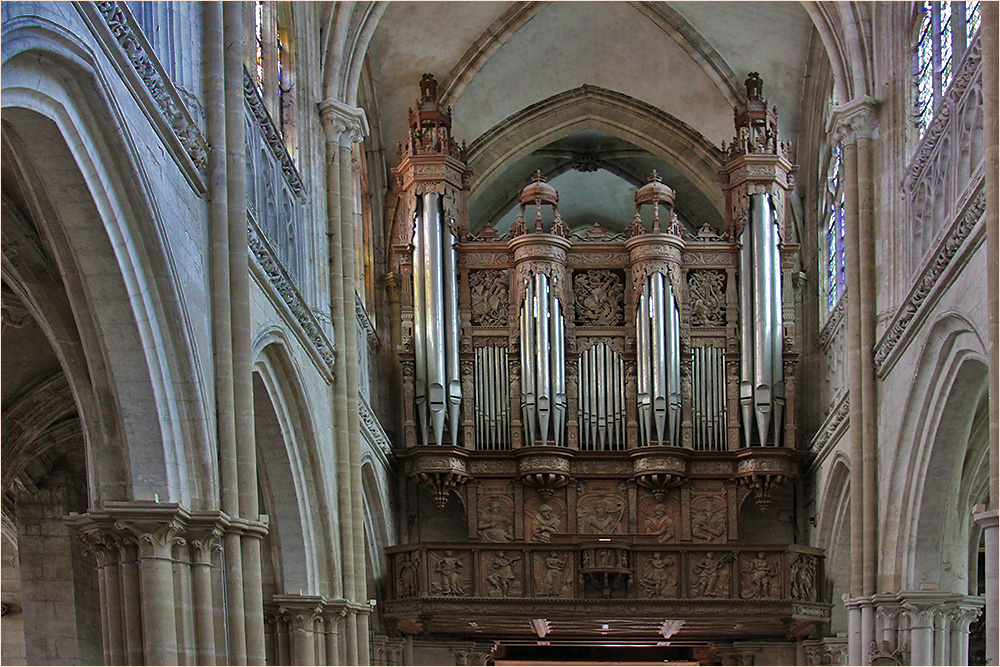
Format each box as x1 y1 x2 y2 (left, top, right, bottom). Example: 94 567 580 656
574 270 625 326
433 550 465 595
528 502 562 542
791 555 817 601
692 553 728 597
640 553 678 597
397 552 419 597
486 551 521 596
537 552 569 596
688 270 727 327
643 503 676 543
579 496 625 534
469 270 509 327
741 552 779 599
479 496 513 542
691 495 727 542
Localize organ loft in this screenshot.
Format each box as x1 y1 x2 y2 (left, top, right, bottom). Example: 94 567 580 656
384 72 828 658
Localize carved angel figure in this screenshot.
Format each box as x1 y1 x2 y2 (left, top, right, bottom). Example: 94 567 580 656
469 270 508 327
688 270 726 327
574 271 624 326
639 553 678 597
537 552 569 596
741 552 779 599
692 552 727 597
433 550 465 595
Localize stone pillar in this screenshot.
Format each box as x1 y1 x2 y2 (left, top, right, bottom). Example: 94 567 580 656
190 529 222 665
322 605 345 666
846 597 863 665
949 606 982 666
975 510 998 666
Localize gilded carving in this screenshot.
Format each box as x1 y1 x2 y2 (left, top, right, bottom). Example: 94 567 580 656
740 552 779 599
690 494 727 542
534 551 573 596
484 551 522 596
573 270 625 326
469 269 509 327
690 552 731 597
688 270 727 327
637 552 678 597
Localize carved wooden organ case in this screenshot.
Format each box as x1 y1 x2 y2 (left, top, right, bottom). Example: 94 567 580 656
386 74 828 646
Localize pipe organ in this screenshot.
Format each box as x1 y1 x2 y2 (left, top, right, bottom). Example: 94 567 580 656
388 73 825 651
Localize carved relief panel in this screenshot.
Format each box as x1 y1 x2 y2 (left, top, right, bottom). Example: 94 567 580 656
635 552 680 598
687 269 727 327
638 491 680 543
533 551 574 597
690 493 728 542
469 269 509 327
790 553 818 601
524 488 566 543
481 550 524 597
689 552 731 598
395 551 421 598
573 269 625 326
429 550 472 596
739 551 780 599
477 481 514 542
576 481 628 534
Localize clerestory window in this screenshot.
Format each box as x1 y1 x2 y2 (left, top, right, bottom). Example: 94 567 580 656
824 143 846 312
915 1 981 136
250 1 298 159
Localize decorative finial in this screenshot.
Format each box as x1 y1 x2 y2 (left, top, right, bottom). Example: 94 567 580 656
745 72 763 99
532 169 546 183
648 170 662 183
419 73 438 101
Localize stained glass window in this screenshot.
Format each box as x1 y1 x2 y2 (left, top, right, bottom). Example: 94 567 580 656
826 144 846 311
916 2 979 136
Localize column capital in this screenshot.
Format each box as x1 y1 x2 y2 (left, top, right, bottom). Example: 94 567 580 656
974 508 999 529
829 97 880 144
319 98 370 147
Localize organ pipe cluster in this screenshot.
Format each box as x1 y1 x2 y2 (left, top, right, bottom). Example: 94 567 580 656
474 347 510 450
520 272 567 446
636 272 682 446
691 347 727 450
412 192 462 445
577 342 627 451
739 193 784 447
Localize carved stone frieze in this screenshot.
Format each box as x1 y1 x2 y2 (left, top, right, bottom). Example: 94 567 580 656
94 2 208 171
874 188 985 374
245 72 305 196
461 252 511 267
688 270 727 327
469 269 509 327
573 270 625 326
468 459 516 475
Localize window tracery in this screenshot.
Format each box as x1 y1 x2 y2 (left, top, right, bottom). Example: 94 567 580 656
915 1 980 135
824 143 846 312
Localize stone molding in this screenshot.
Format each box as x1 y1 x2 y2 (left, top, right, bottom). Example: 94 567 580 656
873 186 986 376
318 98 369 146
808 392 849 464
817 294 846 349
829 96 879 144
247 215 336 380
356 293 379 349
360 396 393 461
243 70 305 197
88 2 208 175
904 36 981 192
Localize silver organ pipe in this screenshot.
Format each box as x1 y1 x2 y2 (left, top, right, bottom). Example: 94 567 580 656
636 272 682 447
576 341 626 451
412 203 429 446
474 346 510 450
692 347 728 451
412 192 463 446
444 226 461 447
738 193 784 447
519 272 566 445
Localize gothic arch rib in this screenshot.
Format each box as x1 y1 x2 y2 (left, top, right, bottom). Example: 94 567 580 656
467 84 726 222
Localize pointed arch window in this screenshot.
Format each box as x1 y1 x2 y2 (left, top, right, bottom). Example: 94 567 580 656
825 144 846 311
249 1 298 159
915 1 980 136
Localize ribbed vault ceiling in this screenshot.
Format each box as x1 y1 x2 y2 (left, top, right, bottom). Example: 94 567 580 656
366 1 820 232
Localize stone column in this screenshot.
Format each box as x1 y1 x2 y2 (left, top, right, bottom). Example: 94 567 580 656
949 605 982 666
980 5 999 666
119 537 145 664
904 604 936 666
190 529 222 665
322 603 346 666
976 509 998 666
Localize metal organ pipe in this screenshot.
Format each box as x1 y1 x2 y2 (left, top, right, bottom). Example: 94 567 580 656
411 192 463 446
636 272 681 447
738 193 784 447
519 272 566 446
